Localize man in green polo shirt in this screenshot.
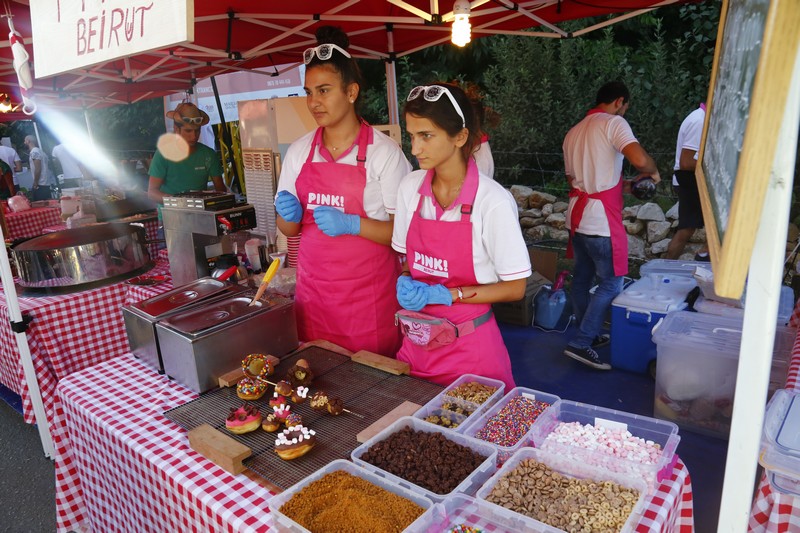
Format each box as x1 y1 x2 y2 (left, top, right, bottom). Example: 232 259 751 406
148 102 225 204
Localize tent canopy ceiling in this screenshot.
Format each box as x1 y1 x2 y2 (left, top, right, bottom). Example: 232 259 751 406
0 0 690 110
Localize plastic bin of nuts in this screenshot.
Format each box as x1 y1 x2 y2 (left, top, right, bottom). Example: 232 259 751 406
413 374 505 433
529 400 680 491
475 447 647 532
351 416 498 503
461 387 560 466
416 493 560 532
267 459 436 533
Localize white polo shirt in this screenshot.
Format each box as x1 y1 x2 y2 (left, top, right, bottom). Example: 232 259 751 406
277 127 412 220
392 169 532 284
473 140 495 179
563 112 637 236
671 107 706 185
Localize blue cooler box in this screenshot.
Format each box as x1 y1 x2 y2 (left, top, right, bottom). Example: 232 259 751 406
610 275 696 373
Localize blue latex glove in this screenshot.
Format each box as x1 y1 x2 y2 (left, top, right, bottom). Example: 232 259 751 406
313 206 361 237
397 278 428 311
426 284 453 306
275 191 303 223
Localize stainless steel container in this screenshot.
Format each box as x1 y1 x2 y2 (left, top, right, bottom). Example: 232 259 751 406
156 294 298 393
12 223 152 290
122 278 244 373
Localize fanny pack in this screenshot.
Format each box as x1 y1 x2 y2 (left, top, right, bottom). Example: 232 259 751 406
395 309 493 350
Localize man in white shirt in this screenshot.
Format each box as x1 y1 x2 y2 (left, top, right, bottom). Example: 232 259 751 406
24 135 56 201
666 104 707 260
562 81 660 370
52 144 87 184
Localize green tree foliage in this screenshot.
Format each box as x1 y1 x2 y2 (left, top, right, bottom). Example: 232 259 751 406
86 98 166 152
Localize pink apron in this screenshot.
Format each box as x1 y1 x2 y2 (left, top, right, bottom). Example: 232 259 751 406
294 123 401 355
565 109 629 277
397 159 515 389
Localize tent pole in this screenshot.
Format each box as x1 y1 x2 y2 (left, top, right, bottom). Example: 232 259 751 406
717 46 800 530
0 229 55 458
385 25 399 125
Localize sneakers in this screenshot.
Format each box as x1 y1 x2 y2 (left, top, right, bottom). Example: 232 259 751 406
694 253 711 262
563 345 612 370
591 334 611 348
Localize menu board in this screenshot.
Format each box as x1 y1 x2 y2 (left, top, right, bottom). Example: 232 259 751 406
696 0 800 298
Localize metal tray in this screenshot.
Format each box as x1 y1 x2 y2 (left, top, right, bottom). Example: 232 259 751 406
163 345 443 489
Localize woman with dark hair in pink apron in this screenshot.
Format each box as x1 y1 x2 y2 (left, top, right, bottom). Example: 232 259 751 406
275 27 411 356
392 83 532 389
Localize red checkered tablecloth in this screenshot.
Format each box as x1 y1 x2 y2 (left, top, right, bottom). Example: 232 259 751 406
4 206 62 240
0 258 171 428
52 353 693 533
748 296 800 531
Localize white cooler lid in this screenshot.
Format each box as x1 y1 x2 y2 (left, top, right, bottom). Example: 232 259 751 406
613 275 696 313
640 259 709 277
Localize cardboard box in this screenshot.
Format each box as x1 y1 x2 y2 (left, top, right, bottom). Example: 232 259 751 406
493 271 551 326
529 247 558 283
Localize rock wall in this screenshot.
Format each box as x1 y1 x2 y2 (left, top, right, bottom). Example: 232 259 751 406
510 185 707 260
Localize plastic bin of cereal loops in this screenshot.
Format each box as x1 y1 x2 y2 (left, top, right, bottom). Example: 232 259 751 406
529 400 680 491
267 459 437 533
351 416 498 503
475 447 647 533
461 387 560 466
413 374 505 434
414 493 559 532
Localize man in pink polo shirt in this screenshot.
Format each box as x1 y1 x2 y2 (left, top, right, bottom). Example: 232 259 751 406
562 81 660 370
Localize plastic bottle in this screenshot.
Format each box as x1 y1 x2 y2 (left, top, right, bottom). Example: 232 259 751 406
534 270 570 329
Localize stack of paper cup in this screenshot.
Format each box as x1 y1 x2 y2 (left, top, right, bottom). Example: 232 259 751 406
245 238 263 273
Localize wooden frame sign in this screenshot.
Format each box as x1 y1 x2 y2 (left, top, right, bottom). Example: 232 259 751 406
696 0 800 298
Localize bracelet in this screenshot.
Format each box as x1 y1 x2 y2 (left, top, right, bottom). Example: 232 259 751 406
456 287 464 301
400 271 411 277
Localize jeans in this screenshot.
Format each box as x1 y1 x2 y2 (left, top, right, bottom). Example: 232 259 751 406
32 186 52 201
569 232 623 349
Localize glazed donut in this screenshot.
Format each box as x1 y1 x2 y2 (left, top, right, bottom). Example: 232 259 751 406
262 413 281 432
273 402 291 421
310 391 329 412
285 413 303 428
275 425 317 460
225 404 262 434
327 397 344 416
269 393 287 408
287 364 314 387
275 379 293 396
291 385 310 404
242 354 274 379
236 377 267 401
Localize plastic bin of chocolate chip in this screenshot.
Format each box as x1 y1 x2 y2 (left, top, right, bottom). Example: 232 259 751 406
460 387 560 466
529 400 680 491
351 416 498 503
475 447 647 533
415 493 560 533
267 459 436 533
413 373 505 433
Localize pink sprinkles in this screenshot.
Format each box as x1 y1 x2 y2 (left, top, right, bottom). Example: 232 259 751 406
475 396 551 447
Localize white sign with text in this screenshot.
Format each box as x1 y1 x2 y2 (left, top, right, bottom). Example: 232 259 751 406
30 0 194 79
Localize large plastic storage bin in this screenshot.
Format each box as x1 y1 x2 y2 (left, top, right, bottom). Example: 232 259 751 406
266 459 436 533
693 285 795 325
760 389 800 496
413 374 505 433
460 387 560 465
351 416 498 503
652 311 795 439
529 399 680 489
475 447 647 533
611 275 696 373
639 258 709 278
417 493 560 532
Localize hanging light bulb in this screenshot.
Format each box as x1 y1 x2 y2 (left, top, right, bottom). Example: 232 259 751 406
452 0 471 47
0 95 12 113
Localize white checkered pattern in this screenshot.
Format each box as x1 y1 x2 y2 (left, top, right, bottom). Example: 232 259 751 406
5 206 62 239
52 353 694 533
749 295 800 531
0 259 171 428
54 355 274 533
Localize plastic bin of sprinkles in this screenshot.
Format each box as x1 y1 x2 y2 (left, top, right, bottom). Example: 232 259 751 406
267 459 436 533
529 400 680 491
413 373 505 433
475 447 647 533
351 416 498 503
460 386 560 466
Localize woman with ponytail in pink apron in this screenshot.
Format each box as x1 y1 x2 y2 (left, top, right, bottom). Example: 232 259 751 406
391 83 531 390
275 26 411 356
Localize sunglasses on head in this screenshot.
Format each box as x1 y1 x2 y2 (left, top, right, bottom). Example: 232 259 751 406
303 43 351 65
407 85 466 129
